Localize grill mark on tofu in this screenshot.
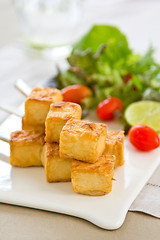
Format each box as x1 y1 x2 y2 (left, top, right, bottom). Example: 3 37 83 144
10 130 44 144
51 102 66 108
54 105 62 108
51 102 79 109
81 123 93 130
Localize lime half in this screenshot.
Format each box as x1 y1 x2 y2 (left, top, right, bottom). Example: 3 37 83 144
125 101 160 132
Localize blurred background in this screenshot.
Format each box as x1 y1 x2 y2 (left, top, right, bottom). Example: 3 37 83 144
1 0 160 122
1 0 160 54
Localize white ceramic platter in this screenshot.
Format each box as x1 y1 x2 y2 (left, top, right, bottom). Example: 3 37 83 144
0 113 160 230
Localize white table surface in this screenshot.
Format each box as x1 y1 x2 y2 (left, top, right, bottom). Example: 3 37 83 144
0 0 160 239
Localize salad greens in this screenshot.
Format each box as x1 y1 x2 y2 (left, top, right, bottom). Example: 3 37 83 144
55 25 160 113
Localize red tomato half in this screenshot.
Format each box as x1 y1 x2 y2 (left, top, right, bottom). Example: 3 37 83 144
128 125 160 151
96 97 123 120
61 85 91 104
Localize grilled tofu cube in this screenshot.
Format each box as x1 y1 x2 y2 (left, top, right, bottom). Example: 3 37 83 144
71 155 115 196
45 102 82 143
103 130 125 167
60 119 107 163
41 143 72 182
24 87 63 125
10 130 44 167
22 116 45 133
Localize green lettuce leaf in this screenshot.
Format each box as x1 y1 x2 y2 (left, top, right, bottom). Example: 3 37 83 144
72 25 131 67
54 24 160 114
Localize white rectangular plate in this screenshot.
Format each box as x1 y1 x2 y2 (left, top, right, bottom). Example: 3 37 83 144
0 113 160 230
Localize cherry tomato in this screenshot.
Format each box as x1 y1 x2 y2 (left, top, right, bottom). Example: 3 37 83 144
96 97 123 120
123 73 132 84
61 85 91 104
128 125 160 151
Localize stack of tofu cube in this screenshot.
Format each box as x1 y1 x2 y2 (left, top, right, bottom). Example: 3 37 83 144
10 87 125 196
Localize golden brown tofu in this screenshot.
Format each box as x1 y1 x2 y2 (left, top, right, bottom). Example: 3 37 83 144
24 87 63 125
22 116 45 133
71 155 115 196
60 119 107 163
45 102 82 143
10 130 44 167
103 130 125 167
41 143 72 182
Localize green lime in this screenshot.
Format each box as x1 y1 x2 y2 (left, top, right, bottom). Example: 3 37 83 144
125 101 160 132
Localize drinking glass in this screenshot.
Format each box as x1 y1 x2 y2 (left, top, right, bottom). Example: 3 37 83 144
13 0 83 58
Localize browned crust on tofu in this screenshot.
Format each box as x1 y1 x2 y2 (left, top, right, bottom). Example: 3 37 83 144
26 87 63 103
10 130 44 145
62 119 107 141
106 130 125 144
48 102 82 120
71 155 115 176
45 143 59 159
104 130 125 167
